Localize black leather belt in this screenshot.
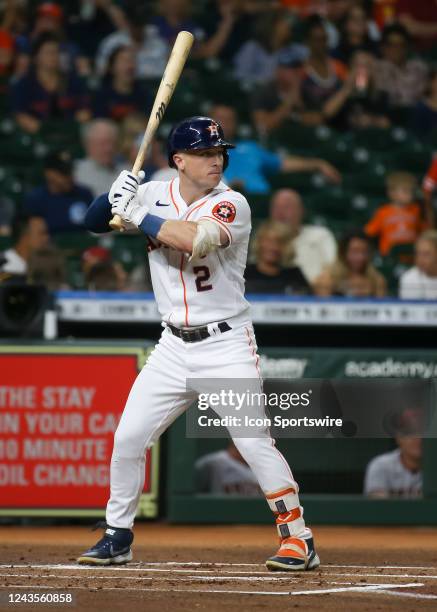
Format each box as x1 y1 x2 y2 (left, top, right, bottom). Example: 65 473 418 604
167 322 231 343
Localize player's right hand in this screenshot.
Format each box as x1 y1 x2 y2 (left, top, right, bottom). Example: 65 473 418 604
108 170 145 206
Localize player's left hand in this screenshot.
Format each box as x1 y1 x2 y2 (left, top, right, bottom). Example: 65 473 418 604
111 194 149 228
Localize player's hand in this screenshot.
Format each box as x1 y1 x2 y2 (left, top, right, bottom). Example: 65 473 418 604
109 170 145 205
111 194 149 227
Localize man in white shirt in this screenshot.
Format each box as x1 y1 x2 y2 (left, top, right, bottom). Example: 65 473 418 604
399 230 437 299
74 120 124 198
195 442 262 496
1 215 49 275
269 188 337 282
364 437 422 498
78 116 320 572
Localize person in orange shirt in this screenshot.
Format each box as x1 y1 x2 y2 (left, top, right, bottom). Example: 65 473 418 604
365 171 431 256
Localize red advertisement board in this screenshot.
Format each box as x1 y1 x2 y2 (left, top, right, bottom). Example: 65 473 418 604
0 346 158 517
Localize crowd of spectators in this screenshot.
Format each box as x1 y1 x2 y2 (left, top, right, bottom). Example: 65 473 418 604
1 0 437 298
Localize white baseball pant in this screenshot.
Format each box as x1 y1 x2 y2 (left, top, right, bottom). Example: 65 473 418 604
106 323 305 531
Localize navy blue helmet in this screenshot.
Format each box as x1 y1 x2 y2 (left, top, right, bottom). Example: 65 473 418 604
167 116 235 170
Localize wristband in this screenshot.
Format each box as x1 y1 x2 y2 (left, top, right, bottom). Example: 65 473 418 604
139 214 166 238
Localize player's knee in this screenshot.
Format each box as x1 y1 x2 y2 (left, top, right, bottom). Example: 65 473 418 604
113 428 145 457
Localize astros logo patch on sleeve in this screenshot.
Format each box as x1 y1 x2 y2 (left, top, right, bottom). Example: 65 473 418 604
212 201 236 223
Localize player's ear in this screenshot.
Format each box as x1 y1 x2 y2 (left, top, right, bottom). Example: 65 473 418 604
173 153 184 170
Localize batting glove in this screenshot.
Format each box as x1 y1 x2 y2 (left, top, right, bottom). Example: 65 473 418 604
108 170 145 205
111 194 149 227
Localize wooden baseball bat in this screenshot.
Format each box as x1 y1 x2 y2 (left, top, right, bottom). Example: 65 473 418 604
109 30 195 230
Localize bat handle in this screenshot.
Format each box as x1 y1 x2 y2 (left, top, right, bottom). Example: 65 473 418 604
109 214 125 231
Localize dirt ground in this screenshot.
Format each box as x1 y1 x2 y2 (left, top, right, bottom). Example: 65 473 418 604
1 524 437 611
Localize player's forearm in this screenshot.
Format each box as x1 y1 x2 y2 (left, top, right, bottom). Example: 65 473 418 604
156 220 197 252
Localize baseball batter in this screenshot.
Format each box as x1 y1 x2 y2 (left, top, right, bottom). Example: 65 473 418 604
78 116 320 571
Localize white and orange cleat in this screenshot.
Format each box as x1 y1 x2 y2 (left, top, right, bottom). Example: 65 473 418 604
266 532 320 571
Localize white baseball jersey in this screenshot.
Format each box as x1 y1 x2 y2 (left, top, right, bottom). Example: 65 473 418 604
137 176 251 327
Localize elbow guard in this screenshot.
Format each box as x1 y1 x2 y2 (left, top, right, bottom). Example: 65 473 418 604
190 219 221 260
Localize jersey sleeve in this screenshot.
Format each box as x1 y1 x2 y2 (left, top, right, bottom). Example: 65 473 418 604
197 193 251 246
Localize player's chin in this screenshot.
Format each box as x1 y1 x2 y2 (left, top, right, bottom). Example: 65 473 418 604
206 172 222 186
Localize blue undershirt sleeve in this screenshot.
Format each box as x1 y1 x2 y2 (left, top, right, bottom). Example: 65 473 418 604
84 193 112 233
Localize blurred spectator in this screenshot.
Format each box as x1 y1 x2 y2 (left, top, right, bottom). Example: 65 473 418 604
300 16 347 119
117 114 175 181
314 230 386 297
128 259 153 292
411 69 437 137
66 0 128 60
269 189 337 282
118 113 147 164
20 2 90 76
251 50 306 134
0 28 15 80
10 32 91 134
0 196 14 235
27 245 68 290
322 0 353 49
81 245 111 277
211 103 340 195
92 45 150 121
199 0 263 63
1 215 49 275
85 259 128 291
1 2 29 78
25 151 93 233
82 244 144 291
322 51 391 130
151 0 205 46
95 4 169 79
364 437 422 498
332 5 379 64
399 230 437 300
233 9 307 87
245 220 311 294
373 24 428 109
74 119 124 197
195 442 262 495
365 172 430 257
422 154 437 219
395 0 437 52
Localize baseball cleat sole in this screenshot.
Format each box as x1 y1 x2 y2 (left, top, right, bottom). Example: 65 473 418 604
266 552 320 572
77 549 133 566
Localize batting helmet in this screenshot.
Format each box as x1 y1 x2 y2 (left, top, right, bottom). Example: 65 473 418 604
167 116 235 170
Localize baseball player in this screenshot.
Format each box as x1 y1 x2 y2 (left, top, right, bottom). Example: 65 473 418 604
77 116 320 571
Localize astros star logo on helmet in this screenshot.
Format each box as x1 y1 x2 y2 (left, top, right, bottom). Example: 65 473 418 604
206 122 220 137
212 201 236 223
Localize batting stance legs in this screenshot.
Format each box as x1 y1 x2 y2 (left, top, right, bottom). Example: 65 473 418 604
78 324 319 571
